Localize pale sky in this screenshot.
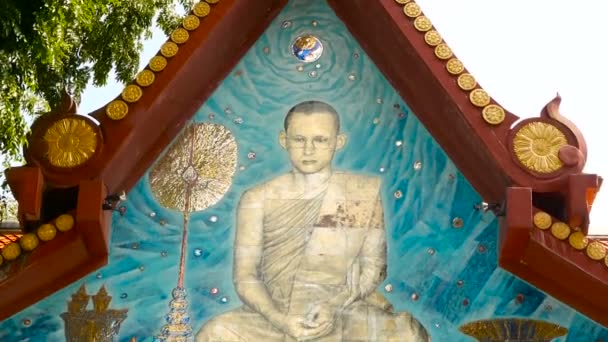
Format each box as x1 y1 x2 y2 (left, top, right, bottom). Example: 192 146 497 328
80 1 607 233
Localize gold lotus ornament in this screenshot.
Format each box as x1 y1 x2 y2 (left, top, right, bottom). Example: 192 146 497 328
43 117 99 168
460 318 568 341
513 122 567 174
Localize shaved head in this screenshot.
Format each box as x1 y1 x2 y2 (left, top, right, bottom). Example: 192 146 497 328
284 101 340 133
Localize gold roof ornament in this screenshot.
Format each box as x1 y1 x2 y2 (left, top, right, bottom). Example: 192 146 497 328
513 122 568 174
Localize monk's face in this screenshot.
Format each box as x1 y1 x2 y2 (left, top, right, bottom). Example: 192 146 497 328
279 111 346 174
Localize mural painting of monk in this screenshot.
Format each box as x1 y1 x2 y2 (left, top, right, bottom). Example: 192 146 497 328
196 101 429 341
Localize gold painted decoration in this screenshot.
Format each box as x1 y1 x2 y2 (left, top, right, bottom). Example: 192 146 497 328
149 123 238 212
403 3 421 17
459 318 568 341
569 231 588 250
1 242 21 261
19 233 39 252
183 15 201 31
0 255 3 266
193 2 211 17
149 56 168 72
121 85 143 103
550 222 571 240
37 223 57 241
413 16 432 32
424 30 442 46
394 0 411 4
160 42 179 58
206 0 220 3
446 58 464 75
533 211 552 230
586 241 606 261
434 44 453 60
44 117 98 168
482 104 506 125
605 255 608 268
62 284 128 340
136 70 155 87
469 89 490 107
106 100 129 120
457 73 477 91
56 214 75 232
171 28 190 44
513 122 568 174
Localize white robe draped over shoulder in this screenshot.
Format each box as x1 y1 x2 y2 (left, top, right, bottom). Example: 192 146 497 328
196 172 429 341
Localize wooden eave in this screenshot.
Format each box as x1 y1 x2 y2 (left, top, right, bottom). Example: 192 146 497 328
3 0 605 326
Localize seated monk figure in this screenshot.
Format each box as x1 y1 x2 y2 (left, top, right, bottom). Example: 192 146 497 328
196 101 429 341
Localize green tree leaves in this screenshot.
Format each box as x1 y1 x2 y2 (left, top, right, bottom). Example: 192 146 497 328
0 0 195 162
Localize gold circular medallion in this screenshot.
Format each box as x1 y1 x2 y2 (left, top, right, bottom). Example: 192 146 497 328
457 73 477 91
550 222 571 240
469 89 491 107
424 30 442 46
403 3 421 17
434 44 453 60
533 211 552 230
394 0 411 4
414 16 432 32
183 15 201 31
106 100 129 120
171 28 190 44
56 214 75 232
586 241 607 261
568 231 588 250
122 84 143 103
136 70 155 87
19 233 39 252
206 0 220 3
37 223 57 241
149 56 168 72
193 2 211 17
482 104 506 125
446 58 464 75
513 122 568 174
605 255 608 268
1 242 21 261
161 41 179 58
43 117 98 168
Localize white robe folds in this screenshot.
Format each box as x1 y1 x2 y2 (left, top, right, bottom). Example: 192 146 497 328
196 172 429 341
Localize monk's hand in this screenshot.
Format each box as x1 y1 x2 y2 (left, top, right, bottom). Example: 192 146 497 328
279 315 334 341
304 302 336 328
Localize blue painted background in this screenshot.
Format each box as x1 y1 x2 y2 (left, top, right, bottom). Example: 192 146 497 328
1 1 606 341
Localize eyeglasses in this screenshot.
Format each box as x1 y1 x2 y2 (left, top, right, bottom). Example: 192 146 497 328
287 135 333 149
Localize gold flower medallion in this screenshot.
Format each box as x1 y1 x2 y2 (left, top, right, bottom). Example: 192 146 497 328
513 122 568 174
106 100 129 120
403 3 422 17
160 41 179 58
193 2 211 17
424 30 442 46
550 222 571 240
482 105 506 125
171 28 190 44
533 212 552 230
149 56 168 72
136 70 155 87
457 73 477 91
183 15 201 30
414 16 432 32
44 117 98 168
121 85 143 103
446 58 464 75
